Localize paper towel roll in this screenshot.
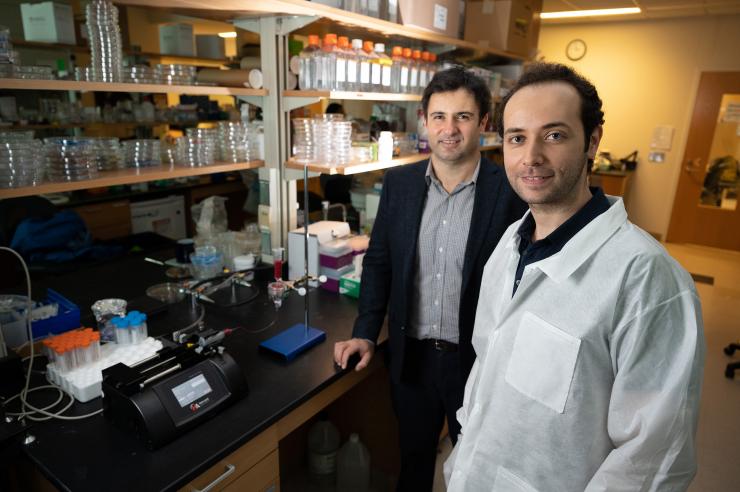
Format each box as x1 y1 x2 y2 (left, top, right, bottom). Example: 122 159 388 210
196 69 251 87
239 57 261 70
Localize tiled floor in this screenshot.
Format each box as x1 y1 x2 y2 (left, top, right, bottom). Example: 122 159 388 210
432 243 740 491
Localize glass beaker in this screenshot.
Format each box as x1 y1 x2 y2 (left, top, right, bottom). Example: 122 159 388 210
267 281 286 310
272 247 285 281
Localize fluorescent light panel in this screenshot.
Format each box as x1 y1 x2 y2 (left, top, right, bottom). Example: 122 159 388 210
541 7 641 19
218 32 237 38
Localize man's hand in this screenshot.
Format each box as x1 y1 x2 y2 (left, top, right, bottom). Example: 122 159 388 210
333 338 375 371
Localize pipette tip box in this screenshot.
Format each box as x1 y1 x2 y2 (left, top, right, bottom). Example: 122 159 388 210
259 324 325 362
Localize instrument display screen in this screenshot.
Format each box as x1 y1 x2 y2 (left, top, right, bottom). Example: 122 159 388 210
171 373 212 407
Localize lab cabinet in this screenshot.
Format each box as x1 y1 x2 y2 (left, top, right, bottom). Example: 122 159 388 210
180 426 280 492
72 199 132 240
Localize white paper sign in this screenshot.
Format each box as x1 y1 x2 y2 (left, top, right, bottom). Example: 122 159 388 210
433 4 448 30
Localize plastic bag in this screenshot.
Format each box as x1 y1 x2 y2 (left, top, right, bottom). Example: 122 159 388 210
191 196 228 240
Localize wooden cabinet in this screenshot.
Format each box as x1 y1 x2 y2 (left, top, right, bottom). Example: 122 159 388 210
72 199 131 240
180 426 279 492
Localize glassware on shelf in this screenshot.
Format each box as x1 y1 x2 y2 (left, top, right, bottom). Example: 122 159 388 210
292 116 352 165
155 64 196 85
122 139 161 168
44 138 98 182
218 121 257 163
0 26 14 64
124 65 157 84
89 137 123 171
298 35 321 90
176 128 217 167
86 0 124 83
0 133 44 188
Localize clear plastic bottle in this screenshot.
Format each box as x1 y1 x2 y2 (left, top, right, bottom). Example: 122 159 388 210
349 38 364 92
307 417 341 484
428 52 438 83
337 433 370 492
408 49 420 95
317 33 337 90
419 51 431 92
364 41 381 93
401 48 413 94
335 36 351 91
375 43 392 93
390 46 404 94
411 50 423 94
299 35 321 90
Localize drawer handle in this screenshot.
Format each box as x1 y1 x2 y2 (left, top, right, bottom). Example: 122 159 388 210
193 463 236 492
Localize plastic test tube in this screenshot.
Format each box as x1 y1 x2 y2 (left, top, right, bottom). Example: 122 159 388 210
90 330 101 361
113 316 130 345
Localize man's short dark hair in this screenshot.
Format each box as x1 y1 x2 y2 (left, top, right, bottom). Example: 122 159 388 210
495 62 605 151
422 67 492 122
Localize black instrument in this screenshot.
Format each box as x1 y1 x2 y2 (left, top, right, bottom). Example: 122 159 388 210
102 344 247 449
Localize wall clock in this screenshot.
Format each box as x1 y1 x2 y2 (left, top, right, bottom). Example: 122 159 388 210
566 39 587 61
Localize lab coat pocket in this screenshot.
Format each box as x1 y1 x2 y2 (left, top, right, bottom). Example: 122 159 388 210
505 311 581 414
493 466 539 492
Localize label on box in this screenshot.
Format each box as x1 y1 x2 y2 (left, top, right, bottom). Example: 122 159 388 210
433 4 448 30
482 0 495 15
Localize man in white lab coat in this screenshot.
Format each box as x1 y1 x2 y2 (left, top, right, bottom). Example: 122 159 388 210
444 63 705 491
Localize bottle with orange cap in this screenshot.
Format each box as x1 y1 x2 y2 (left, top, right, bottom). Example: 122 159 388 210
410 49 422 94
299 34 321 90
419 51 432 92
317 33 337 90
375 43 392 93
364 40 381 92
356 39 372 92
428 52 438 82
401 48 413 94
390 46 405 93
335 36 352 91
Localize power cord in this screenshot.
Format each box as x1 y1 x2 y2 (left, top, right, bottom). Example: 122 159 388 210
1 246 103 422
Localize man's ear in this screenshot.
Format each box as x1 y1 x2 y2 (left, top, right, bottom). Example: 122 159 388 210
479 113 490 131
587 125 603 159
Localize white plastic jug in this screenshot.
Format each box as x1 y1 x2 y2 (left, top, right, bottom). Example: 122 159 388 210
337 433 370 492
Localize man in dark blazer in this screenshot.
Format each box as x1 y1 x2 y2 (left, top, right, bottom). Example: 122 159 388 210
334 67 526 491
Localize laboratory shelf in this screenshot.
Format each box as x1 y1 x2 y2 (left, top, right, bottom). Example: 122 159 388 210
481 143 502 151
0 78 267 97
113 0 524 62
285 153 427 175
283 90 421 101
11 39 232 66
5 120 226 130
0 160 264 199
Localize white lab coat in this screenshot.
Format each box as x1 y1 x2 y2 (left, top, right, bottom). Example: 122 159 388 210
444 197 705 491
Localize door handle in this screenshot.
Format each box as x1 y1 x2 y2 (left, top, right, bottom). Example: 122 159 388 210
192 463 236 492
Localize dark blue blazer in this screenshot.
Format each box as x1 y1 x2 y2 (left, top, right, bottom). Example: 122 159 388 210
352 157 527 384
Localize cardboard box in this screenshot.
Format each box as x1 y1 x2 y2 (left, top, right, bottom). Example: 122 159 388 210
159 23 194 57
196 35 225 60
399 0 460 38
464 0 542 58
21 2 76 44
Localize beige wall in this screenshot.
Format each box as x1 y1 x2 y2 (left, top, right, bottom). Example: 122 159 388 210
537 15 740 238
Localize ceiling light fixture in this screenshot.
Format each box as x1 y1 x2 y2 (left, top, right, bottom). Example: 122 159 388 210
218 32 238 38
541 7 641 19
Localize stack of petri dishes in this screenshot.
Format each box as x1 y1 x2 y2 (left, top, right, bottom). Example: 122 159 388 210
6 65 54 80
88 137 123 171
176 128 217 167
313 114 352 165
85 0 123 83
218 122 256 163
122 139 161 168
160 137 179 166
292 118 317 163
44 138 98 182
155 64 196 85
124 65 157 84
0 132 44 188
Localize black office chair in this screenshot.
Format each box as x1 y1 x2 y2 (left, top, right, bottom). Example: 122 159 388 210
723 342 740 379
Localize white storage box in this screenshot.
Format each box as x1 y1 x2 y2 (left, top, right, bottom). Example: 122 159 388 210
21 2 76 44
159 23 194 57
288 221 350 281
130 195 187 240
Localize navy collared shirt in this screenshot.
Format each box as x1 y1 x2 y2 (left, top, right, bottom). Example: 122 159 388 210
513 188 611 296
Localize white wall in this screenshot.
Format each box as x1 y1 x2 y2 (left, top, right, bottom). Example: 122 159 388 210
537 15 740 237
